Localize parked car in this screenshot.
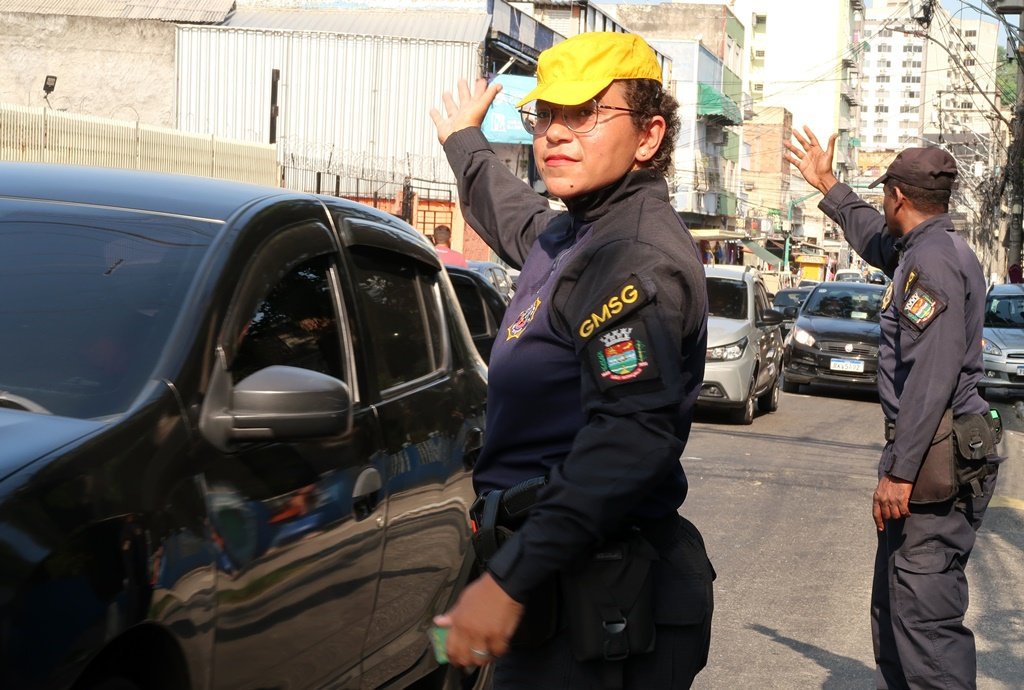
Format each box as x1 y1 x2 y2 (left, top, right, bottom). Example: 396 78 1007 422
772 287 812 339
0 163 491 690
797 278 821 288
833 268 865 282
467 259 515 300
447 264 508 363
782 281 885 393
980 282 1024 397
699 265 785 424
866 269 891 286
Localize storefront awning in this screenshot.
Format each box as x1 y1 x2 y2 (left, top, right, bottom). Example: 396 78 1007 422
690 228 746 241
741 240 782 268
697 83 742 126
794 254 827 265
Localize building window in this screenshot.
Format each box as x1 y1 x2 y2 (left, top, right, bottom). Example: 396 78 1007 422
965 58 976 66
873 134 886 143
878 29 893 37
875 104 889 113
877 75 891 83
899 105 919 113
900 75 921 83
966 29 977 37
877 44 891 53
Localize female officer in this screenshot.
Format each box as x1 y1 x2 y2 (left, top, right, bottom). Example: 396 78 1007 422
430 32 714 688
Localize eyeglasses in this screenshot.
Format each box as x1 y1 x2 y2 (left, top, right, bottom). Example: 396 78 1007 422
518 99 638 136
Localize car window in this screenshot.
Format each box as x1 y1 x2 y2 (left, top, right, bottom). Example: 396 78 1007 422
707 277 748 320
755 283 771 320
232 256 344 384
349 246 446 391
803 285 883 322
985 295 1024 327
451 275 489 336
773 290 808 309
0 209 208 418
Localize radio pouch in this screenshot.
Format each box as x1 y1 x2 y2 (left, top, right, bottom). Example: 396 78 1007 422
559 528 657 671
951 412 997 497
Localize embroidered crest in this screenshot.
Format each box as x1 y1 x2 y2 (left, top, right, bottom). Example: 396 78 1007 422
577 278 650 340
881 282 893 311
506 298 542 340
585 320 661 391
901 284 946 330
596 327 649 381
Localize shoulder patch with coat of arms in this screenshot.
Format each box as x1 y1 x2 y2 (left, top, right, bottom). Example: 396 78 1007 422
585 319 660 391
901 282 946 331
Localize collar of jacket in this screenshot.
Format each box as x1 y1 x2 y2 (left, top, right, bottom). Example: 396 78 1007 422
563 168 668 223
894 212 952 252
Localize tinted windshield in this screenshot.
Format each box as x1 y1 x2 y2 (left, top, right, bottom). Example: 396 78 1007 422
802 284 883 322
985 294 1024 328
0 205 210 418
706 277 747 320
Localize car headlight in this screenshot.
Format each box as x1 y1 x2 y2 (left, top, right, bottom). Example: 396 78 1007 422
982 337 1002 356
792 326 816 348
707 336 748 361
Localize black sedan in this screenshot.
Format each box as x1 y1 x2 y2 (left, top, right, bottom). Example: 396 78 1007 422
0 163 490 690
782 281 885 393
772 287 812 338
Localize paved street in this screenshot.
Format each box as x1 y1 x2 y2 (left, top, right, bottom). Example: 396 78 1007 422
683 386 1024 689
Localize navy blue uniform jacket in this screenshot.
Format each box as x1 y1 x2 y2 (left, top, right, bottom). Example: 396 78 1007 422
819 183 987 481
443 128 708 602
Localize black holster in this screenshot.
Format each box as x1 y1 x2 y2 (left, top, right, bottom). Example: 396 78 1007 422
470 476 558 649
890 409 1000 505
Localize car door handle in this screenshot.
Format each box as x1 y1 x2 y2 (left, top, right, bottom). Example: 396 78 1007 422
462 426 484 470
352 467 382 521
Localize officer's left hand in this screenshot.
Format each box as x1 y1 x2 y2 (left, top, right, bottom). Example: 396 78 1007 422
433 572 524 668
872 474 913 531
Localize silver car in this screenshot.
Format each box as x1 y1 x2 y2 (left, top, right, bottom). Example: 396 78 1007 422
699 265 785 424
980 283 1024 396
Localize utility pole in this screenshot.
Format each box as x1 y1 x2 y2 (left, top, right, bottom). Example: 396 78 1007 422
1007 12 1024 272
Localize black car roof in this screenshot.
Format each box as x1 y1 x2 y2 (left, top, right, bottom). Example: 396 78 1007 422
0 162 300 222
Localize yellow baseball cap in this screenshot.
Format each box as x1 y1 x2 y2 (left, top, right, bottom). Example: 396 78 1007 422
516 32 663 108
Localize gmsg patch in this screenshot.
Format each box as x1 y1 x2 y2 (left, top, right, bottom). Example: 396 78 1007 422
901 285 945 330
577 279 649 340
506 298 542 340
587 320 660 391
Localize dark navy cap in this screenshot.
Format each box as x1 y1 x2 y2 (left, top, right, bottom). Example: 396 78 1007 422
868 147 957 190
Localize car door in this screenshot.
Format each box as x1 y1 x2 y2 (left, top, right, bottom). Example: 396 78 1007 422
200 223 385 690
754 281 782 391
337 222 479 689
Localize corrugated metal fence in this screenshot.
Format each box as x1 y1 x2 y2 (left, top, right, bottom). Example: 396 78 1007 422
0 102 280 185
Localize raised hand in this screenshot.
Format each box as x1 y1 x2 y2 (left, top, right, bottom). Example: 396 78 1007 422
430 78 504 146
783 126 839 195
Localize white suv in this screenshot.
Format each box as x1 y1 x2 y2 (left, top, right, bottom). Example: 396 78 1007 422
699 265 785 424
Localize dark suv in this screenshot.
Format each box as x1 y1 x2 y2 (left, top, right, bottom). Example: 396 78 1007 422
0 163 489 690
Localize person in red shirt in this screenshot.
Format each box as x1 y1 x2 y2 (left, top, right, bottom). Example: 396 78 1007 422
432 224 468 267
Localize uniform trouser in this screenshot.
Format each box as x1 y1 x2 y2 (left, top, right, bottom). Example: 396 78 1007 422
871 467 998 690
492 515 714 690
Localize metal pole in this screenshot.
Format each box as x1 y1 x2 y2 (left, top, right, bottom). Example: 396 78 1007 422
1007 13 1024 274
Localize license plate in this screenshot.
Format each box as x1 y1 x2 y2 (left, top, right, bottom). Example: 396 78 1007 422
1017 365 1024 376
830 358 865 373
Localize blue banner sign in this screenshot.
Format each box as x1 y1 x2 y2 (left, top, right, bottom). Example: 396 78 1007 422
482 74 536 145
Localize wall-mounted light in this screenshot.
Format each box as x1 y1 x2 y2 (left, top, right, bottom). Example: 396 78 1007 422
42 75 57 109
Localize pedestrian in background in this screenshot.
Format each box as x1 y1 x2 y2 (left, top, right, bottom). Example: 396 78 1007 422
429 31 714 688
786 128 1000 690
431 224 469 267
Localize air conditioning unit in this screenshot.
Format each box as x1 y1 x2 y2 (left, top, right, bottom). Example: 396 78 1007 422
744 182 755 191
754 49 766 59
989 0 1024 14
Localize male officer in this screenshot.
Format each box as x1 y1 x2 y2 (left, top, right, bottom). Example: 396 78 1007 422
785 128 997 689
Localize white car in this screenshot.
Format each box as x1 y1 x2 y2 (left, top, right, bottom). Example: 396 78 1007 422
980 283 1024 396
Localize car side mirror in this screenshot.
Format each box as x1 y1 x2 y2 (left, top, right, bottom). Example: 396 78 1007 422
759 308 784 327
783 306 798 319
201 363 353 450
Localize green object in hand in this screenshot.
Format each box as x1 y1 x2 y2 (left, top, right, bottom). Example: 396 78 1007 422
429 626 449 664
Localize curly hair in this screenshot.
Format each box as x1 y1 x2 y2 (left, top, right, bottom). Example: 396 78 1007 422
622 79 680 177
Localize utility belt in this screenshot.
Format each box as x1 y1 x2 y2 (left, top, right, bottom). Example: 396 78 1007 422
884 408 1002 504
470 476 664 687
